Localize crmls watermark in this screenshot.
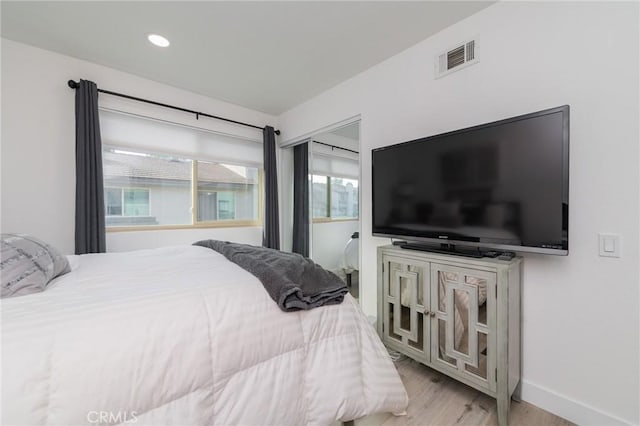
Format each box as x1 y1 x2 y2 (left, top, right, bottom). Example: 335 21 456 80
87 411 138 424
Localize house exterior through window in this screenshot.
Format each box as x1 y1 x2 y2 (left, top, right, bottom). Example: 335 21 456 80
311 174 359 221
102 146 261 229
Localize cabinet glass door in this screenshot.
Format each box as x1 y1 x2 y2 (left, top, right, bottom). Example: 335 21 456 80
382 256 429 361
430 263 496 391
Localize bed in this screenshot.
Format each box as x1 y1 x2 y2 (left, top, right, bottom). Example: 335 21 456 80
2 245 408 425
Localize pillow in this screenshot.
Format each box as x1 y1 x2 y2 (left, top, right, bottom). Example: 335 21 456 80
1 234 71 298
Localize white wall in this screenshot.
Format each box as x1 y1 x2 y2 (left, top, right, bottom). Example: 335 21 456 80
1 39 275 253
312 220 359 272
277 2 639 425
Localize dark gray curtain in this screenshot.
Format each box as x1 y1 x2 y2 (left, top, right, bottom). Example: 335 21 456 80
292 143 309 256
74 79 106 254
262 126 280 249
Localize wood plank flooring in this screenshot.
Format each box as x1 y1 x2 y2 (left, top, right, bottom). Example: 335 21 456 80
359 357 574 426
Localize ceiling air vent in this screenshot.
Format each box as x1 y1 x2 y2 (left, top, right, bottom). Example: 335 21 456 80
436 39 478 79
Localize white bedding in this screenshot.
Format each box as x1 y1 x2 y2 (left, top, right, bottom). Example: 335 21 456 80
2 245 408 425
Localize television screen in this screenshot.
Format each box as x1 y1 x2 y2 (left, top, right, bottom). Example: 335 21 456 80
372 105 569 255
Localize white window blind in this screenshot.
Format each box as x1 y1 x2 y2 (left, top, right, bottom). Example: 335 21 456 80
311 142 359 179
99 109 263 166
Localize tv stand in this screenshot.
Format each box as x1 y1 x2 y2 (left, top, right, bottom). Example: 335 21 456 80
377 245 523 426
399 242 484 258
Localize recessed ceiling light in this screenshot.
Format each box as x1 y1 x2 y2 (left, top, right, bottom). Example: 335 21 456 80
147 34 170 48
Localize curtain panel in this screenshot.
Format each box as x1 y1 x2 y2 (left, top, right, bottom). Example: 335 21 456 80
292 143 309 256
262 126 280 249
74 79 106 254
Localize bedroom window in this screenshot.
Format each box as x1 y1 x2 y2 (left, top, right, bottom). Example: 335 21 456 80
99 109 263 231
312 175 359 221
102 146 261 230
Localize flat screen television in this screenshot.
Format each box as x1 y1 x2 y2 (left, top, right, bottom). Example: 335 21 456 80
372 105 569 255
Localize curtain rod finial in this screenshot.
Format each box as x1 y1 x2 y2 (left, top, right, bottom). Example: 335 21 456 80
275 130 281 135
67 80 79 89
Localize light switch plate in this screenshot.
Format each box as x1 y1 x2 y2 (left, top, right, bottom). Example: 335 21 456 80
599 233 621 258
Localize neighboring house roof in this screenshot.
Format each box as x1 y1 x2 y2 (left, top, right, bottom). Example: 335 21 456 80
103 151 257 185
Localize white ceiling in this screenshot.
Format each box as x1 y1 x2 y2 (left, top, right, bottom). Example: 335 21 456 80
1 1 493 115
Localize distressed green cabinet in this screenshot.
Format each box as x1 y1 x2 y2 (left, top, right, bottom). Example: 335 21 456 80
377 245 522 426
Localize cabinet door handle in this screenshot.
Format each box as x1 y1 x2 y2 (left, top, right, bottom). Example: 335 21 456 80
430 312 436 317
423 309 430 315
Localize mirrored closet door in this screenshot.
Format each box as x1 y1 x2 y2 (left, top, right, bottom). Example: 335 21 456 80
284 121 361 301
309 123 361 300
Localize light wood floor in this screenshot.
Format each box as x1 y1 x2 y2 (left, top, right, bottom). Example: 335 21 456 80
359 357 574 426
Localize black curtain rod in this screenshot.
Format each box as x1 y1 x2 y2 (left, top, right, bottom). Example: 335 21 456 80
67 80 280 135
312 140 359 155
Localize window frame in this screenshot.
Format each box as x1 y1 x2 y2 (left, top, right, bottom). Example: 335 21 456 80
311 174 359 224
105 147 263 232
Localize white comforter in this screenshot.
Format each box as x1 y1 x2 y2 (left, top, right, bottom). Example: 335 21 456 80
2 246 408 425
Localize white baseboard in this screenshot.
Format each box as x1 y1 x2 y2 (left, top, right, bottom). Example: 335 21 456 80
521 380 635 426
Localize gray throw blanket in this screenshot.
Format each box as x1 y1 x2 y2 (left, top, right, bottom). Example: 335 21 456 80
194 240 348 312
